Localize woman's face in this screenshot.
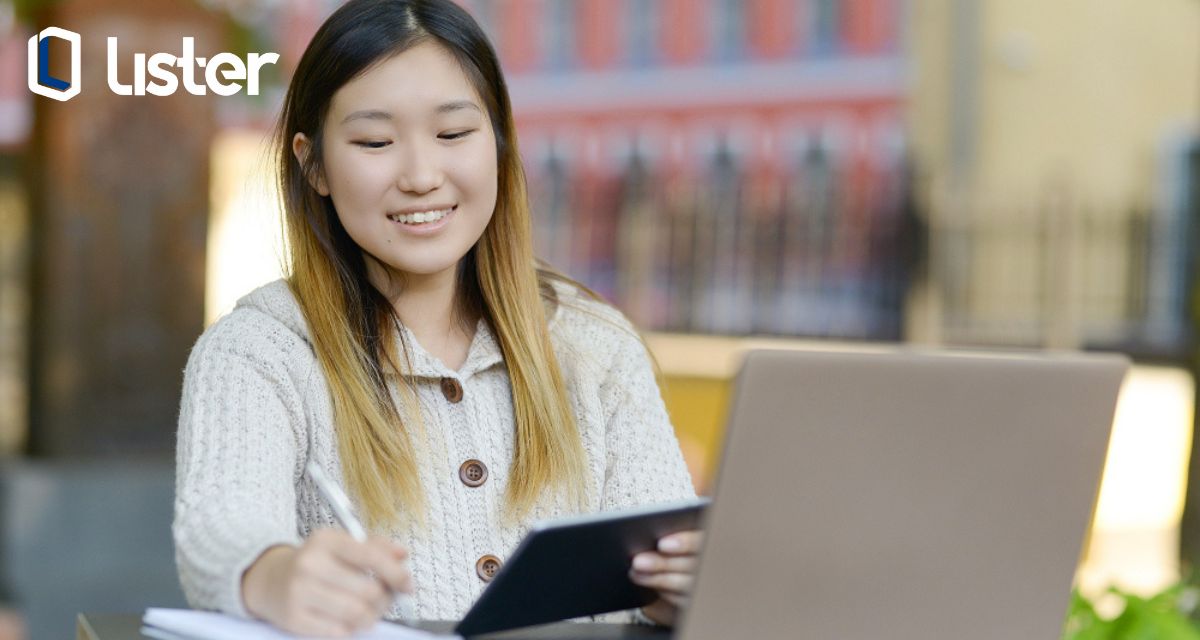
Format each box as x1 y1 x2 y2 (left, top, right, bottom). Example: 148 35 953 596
295 41 499 287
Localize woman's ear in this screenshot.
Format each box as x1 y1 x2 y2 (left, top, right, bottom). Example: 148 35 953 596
292 132 330 196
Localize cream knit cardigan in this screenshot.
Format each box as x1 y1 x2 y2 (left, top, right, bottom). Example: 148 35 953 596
173 278 697 623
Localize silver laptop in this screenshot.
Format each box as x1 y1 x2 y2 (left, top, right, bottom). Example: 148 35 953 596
679 348 1129 640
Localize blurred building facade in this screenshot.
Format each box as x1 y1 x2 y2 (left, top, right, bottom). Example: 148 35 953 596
470 0 916 340
0 2 31 455
0 0 1196 457
213 0 917 339
2 0 1197 457
908 0 1200 354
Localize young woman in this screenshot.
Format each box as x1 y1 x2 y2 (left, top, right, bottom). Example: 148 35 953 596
174 0 701 635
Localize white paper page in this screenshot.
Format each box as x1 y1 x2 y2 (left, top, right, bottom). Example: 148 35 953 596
142 608 461 640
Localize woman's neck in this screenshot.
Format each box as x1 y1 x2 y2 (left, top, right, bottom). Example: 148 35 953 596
368 259 477 370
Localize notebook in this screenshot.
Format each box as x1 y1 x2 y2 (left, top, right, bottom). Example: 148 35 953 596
140 608 457 640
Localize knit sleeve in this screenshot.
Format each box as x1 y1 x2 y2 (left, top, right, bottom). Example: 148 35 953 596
173 313 307 619
597 321 697 511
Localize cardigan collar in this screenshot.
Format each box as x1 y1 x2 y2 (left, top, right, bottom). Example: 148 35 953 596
237 278 565 382
390 315 502 380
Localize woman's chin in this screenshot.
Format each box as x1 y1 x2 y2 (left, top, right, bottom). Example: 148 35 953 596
379 259 463 280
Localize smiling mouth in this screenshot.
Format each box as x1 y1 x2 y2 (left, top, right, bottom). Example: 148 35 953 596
387 205 457 225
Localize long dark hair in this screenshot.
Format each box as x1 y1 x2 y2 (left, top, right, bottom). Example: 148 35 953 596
275 0 592 529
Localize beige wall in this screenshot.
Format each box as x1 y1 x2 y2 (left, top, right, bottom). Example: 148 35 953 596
977 0 1200 206
913 0 1200 207
908 0 959 192
908 0 1200 346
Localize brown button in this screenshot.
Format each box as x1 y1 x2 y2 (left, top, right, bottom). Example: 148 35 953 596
476 555 502 582
459 459 488 488
440 377 463 403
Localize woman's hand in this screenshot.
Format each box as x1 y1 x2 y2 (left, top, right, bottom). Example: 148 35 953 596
241 529 412 637
629 530 704 627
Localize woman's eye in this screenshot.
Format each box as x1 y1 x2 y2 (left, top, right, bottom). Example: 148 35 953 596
353 140 391 149
440 129 476 140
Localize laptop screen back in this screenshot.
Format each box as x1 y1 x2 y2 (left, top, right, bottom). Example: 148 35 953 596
681 349 1128 640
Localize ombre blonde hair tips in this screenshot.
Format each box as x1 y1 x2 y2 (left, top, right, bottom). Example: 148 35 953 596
273 0 605 530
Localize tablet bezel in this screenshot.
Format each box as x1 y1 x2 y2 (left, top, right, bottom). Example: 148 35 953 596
454 498 709 636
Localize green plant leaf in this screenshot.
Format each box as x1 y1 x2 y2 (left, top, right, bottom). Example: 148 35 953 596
1064 585 1200 640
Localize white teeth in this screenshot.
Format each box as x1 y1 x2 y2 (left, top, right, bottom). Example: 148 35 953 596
389 207 452 225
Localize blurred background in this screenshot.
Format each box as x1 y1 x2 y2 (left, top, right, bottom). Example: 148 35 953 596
0 0 1198 638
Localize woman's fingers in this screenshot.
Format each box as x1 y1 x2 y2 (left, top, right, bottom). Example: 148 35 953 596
324 533 413 594
632 551 697 574
366 537 414 594
301 584 380 633
272 579 367 637
285 609 354 638
282 529 412 635
313 565 391 615
657 530 704 555
628 528 704 606
640 599 681 626
629 570 694 596
654 591 688 609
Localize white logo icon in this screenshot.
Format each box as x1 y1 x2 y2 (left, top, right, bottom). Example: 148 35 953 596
28 26 82 102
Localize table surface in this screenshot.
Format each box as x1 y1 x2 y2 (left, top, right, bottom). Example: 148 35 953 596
77 613 673 640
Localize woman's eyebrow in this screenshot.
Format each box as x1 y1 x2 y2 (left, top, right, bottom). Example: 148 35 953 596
341 109 392 125
341 100 481 125
435 99 481 115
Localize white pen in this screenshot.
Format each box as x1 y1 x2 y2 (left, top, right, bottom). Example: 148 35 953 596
305 459 368 542
304 459 416 620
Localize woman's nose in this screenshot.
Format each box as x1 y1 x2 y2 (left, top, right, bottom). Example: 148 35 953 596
396 140 444 194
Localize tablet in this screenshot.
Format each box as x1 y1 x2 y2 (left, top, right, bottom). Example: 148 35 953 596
454 498 709 636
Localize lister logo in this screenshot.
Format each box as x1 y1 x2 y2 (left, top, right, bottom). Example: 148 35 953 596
28 27 279 100
106 37 279 97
